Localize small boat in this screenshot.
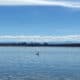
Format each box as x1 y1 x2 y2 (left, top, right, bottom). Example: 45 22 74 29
35 51 39 56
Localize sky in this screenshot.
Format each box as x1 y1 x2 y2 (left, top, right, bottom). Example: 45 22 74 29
0 0 80 42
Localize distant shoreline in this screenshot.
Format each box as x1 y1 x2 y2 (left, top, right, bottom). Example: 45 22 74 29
0 42 80 47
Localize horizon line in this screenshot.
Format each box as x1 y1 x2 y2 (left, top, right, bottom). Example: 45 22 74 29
0 35 79 42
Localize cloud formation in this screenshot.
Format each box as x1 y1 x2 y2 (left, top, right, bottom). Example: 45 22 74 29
0 35 80 42
0 0 80 8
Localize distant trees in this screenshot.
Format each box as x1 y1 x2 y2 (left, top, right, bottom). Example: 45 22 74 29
0 42 80 47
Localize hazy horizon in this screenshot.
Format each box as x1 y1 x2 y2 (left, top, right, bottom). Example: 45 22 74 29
0 35 79 43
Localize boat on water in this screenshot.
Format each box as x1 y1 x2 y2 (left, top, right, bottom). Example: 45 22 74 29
35 51 39 56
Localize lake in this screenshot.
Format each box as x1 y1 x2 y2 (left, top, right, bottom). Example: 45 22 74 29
0 47 80 80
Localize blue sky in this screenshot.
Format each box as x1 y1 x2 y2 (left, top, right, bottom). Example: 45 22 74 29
0 0 80 36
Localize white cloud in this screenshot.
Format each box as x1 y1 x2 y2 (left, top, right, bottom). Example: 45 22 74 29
0 35 80 42
0 0 80 8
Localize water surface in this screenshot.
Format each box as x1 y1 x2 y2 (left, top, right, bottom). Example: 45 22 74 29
0 47 80 80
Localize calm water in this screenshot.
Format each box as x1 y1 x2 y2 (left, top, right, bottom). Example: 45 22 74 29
0 47 80 80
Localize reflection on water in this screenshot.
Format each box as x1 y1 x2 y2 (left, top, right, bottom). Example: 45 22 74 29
0 47 80 80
